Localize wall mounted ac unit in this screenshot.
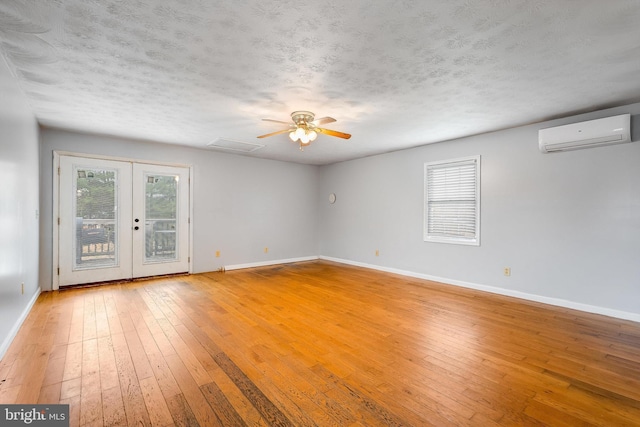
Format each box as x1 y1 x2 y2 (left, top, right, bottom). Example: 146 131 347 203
539 114 631 153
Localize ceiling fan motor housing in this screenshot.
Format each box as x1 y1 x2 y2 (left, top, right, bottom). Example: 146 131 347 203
291 111 315 127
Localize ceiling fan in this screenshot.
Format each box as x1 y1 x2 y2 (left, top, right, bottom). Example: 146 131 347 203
257 111 351 150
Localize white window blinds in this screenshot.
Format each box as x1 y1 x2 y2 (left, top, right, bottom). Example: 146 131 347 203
424 156 480 245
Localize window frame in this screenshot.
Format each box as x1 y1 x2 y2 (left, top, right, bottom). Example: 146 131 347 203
423 155 481 246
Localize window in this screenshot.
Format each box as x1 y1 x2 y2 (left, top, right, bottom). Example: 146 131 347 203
424 156 480 245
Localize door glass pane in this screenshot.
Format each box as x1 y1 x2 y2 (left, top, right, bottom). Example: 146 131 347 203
74 167 118 270
145 174 178 263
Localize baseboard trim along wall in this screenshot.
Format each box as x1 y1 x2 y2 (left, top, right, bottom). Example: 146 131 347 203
225 256 319 272
320 256 640 323
0 287 41 360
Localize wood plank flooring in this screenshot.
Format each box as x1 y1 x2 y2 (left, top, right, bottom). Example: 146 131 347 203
1 260 639 426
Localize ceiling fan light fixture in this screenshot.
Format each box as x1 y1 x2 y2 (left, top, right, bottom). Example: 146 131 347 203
295 127 306 138
300 133 310 144
308 130 317 141
289 131 298 142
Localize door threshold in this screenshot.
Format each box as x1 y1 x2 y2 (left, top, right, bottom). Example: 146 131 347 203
60 272 189 290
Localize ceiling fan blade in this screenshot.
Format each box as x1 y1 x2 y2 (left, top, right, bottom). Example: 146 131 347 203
262 119 293 126
317 128 351 139
312 117 336 126
257 129 290 138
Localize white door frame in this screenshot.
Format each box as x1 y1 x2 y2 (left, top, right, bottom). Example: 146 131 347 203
52 151 194 290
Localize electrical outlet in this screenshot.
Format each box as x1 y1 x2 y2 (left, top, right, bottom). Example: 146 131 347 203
215 250 220 257
264 247 268 253
504 267 511 276
375 249 379 256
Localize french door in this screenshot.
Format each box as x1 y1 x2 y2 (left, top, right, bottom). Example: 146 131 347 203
57 155 190 287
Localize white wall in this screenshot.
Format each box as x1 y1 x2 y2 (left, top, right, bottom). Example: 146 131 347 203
318 103 640 320
0 60 40 358
39 129 319 290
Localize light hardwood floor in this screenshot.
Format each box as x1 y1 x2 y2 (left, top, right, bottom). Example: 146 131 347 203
1 261 639 426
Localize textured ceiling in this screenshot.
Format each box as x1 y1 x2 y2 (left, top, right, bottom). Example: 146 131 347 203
1 0 640 165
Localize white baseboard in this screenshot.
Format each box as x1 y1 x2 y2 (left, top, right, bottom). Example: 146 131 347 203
0 287 41 360
225 256 319 272
319 256 640 323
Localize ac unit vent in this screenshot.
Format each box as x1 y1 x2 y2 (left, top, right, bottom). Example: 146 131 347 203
539 114 631 153
207 138 265 153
